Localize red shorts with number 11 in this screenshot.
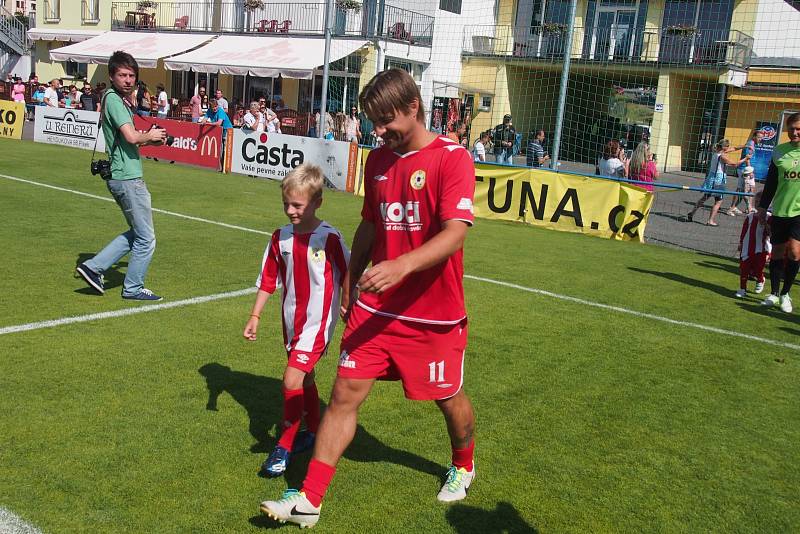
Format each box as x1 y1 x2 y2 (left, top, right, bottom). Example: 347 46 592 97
338 304 468 401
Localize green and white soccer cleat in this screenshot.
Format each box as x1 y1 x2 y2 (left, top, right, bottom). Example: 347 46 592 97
437 464 475 502
260 489 320 529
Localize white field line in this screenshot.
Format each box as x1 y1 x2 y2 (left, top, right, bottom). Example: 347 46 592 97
0 507 44 534
0 288 256 336
1 173 797 350
0 175 270 236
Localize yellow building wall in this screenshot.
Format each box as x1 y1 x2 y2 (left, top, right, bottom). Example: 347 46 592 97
730 0 758 37
725 92 800 146
460 60 505 139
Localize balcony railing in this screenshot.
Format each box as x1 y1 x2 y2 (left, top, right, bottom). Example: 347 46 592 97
43 0 60 22
463 25 752 69
82 0 100 23
110 2 434 45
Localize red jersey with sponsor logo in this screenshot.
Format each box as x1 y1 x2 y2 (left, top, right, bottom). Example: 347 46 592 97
357 136 475 324
256 221 350 354
738 212 771 261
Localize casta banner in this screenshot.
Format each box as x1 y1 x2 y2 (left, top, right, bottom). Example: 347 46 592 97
133 115 222 170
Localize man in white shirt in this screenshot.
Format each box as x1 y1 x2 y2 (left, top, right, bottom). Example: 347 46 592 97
472 131 489 162
156 84 169 118
215 89 229 113
44 79 62 107
242 101 263 133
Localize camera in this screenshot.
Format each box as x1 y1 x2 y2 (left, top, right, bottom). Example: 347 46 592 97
90 159 113 180
150 124 175 146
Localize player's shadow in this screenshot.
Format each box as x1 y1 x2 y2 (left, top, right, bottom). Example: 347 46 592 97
628 267 731 297
736 302 800 324
446 502 538 534
198 363 445 487
694 259 740 275
73 253 127 293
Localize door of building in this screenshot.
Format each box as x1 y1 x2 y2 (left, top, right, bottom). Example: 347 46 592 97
590 7 638 60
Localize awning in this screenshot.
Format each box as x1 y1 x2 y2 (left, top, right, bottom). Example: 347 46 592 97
164 36 368 79
27 28 104 42
433 81 495 96
49 32 215 68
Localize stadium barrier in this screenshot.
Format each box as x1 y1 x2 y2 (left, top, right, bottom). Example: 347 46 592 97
0 100 24 140
133 116 223 171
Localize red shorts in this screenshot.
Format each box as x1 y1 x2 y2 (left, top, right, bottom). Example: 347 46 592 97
338 304 468 400
286 348 325 373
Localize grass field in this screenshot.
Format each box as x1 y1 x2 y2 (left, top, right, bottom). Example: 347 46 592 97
1 138 798 533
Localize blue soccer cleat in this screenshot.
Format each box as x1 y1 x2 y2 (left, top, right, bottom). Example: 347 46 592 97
261 445 290 477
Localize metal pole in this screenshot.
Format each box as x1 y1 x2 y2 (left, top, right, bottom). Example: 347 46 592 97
712 83 727 142
319 0 334 139
550 0 577 170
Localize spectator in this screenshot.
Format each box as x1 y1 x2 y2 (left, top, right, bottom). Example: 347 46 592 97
66 85 80 108
27 73 38 94
493 114 516 165
44 79 63 107
190 87 206 123
156 83 169 119
215 89 229 113
741 165 757 213
28 83 46 120
473 131 489 162
242 101 263 133
358 108 374 146
526 129 550 168
202 99 232 169
628 142 658 192
447 121 466 145
135 81 151 117
598 140 628 178
11 76 25 104
79 84 100 112
308 108 318 138
727 130 761 216
688 139 746 226
345 106 361 143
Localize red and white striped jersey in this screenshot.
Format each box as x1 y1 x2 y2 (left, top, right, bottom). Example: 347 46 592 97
739 212 772 261
256 221 350 354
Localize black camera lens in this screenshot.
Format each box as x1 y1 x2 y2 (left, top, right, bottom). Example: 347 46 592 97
166 135 175 146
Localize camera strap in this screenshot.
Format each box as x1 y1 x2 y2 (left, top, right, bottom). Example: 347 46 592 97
90 90 122 165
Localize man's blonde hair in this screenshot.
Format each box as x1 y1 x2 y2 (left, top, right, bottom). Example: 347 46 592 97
282 163 324 200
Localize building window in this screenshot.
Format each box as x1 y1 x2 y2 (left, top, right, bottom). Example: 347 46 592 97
65 61 87 79
385 58 425 82
44 0 59 21
82 0 100 22
439 0 462 14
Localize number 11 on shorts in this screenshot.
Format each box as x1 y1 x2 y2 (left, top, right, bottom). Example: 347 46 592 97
428 360 445 383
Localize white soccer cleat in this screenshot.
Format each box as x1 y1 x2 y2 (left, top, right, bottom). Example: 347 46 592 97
755 282 765 294
735 289 747 298
437 465 475 503
260 489 320 529
762 294 780 307
780 294 793 313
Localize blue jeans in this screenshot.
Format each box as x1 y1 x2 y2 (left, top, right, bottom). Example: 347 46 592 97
495 150 513 165
85 178 156 297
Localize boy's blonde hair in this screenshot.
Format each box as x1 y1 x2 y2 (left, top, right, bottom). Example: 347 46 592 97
281 163 324 200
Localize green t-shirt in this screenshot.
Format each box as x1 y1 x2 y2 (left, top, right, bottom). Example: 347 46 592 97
771 141 800 217
102 89 141 180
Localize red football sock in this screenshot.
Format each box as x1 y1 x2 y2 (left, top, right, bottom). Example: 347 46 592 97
277 387 304 450
303 383 321 434
452 441 475 472
301 459 336 507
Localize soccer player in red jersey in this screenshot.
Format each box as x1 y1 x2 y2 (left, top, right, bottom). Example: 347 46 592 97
244 164 349 478
260 69 477 528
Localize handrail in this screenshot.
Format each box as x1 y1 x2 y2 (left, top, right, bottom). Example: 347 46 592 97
0 3 29 54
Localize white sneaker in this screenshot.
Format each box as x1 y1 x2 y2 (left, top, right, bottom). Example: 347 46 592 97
725 208 736 217
780 294 793 313
437 465 475 502
735 289 747 298
733 207 743 215
260 490 320 529
762 294 780 307
755 282 765 294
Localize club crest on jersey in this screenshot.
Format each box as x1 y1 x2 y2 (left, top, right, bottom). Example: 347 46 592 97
309 248 325 263
410 170 426 190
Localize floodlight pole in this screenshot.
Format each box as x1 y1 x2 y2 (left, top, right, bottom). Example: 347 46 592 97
319 0 334 138
550 0 577 170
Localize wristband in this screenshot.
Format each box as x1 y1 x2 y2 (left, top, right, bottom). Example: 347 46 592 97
250 314 260 319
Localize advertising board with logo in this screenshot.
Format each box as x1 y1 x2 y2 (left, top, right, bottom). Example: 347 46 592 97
227 130 357 191
134 116 222 170
752 121 779 181
0 100 25 140
34 106 105 151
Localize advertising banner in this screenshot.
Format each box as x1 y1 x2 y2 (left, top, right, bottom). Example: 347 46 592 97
474 164 653 241
227 130 356 191
34 106 105 151
751 121 779 181
134 115 222 170
0 100 25 140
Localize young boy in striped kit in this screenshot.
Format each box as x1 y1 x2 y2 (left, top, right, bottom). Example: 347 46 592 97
736 190 771 298
243 164 350 477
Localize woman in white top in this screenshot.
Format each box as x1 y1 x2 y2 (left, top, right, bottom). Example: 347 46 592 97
156 84 169 118
597 140 628 178
688 139 748 226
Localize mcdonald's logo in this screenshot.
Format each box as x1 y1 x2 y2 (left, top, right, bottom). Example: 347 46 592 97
200 135 219 158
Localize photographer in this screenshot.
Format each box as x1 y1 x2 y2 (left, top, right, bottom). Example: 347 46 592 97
76 51 167 301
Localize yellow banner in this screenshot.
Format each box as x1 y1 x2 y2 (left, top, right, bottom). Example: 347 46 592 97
354 149 653 241
475 164 653 241
0 100 25 140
